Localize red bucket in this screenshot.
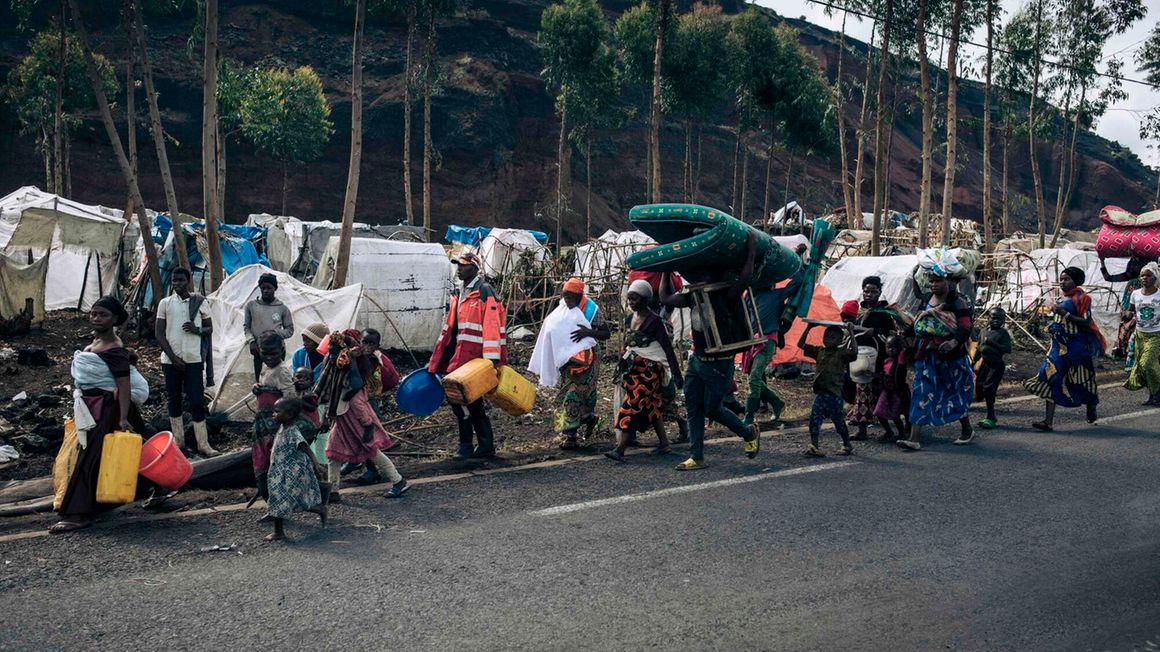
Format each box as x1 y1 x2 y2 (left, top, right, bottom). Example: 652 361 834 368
138 432 193 490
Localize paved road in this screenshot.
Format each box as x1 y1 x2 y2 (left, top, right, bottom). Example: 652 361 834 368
2 384 1159 651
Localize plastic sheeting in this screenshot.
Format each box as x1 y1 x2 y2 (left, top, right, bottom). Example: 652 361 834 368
445 224 548 247
0 255 47 322
478 228 550 278
207 265 363 421
249 214 423 279
822 255 921 309
573 230 657 291
985 249 1128 347
0 186 127 311
312 237 453 351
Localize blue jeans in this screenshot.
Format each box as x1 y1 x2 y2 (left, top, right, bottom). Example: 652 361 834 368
162 362 205 421
684 355 751 462
808 392 849 444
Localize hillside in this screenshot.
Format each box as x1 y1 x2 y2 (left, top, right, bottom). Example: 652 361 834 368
0 0 1155 242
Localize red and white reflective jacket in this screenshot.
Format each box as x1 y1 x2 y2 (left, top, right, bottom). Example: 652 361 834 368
428 278 508 374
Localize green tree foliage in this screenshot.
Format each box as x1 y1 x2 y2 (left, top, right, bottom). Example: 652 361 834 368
238 65 335 213
1138 21 1160 87
613 2 664 92
664 6 728 123
4 29 117 187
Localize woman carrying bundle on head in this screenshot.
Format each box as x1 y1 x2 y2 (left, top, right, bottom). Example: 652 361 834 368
1024 266 1105 430
1125 262 1160 406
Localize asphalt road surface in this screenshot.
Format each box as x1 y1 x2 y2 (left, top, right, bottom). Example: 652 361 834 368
2 382 1159 651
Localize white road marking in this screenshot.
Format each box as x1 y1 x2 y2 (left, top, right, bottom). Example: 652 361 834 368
530 461 855 517
1066 407 1160 428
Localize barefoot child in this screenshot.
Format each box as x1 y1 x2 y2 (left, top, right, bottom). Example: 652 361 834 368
293 366 325 462
974 308 1012 429
251 333 295 501
800 323 858 457
266 397 326 541
873 335 910 442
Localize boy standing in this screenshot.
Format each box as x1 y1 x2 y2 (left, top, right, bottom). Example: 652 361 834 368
974 308 1013 429
244 273 294 382
799 322 858 457
155 267 218 456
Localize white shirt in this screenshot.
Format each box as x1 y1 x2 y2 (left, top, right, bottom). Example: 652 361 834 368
158 294 210 364
1132 289 1160 334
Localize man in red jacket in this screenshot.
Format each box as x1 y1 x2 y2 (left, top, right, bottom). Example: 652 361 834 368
429 252 508 459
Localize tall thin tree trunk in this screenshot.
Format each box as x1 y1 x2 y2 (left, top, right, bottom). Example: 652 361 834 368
586 131 593 240
852 21 877 229
781 151 793 236
694 125 703 203
648 0 671 203
835 10 854 223
124 53 137 219
1002 122 1011 236
422 12 435 242
1028 0 1047 247
42 129 51 190
201 0 223 289
762 131 774 230
402 5 416 227
63 134 71 197
939 0 963 245
916 0 933 248
731 126 742 213
334 0 365 288
54 0 65 195
982 0 995 255
738 148 748 222
870 0 894 257
683 120 692 203
556 96 568 248
67 0 162 303
132 0 189 270
216 121 225 219
1050 83 1087 247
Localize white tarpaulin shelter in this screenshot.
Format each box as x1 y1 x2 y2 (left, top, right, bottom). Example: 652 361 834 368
0 186 126 311
313 237 453 351
822 255 921 309
985 249 1126 346
247 214 423 280
769 202 805 227
573 230 656 291
207 264 363 421
478 228 550 278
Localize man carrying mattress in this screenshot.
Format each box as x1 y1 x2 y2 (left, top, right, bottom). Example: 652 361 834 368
659 233 762 470
428 252 508 459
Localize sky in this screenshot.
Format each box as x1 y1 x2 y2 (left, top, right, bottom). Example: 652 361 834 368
756 0 1160 167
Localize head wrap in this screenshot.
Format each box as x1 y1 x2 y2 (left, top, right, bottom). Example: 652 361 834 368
1061 266 1086 286
454 252 482 269
303 322 328 345
258 272 278 289
862 275 883 289
1141 261 1160 282
563 277 585 295
342 328 363 345
840 300 860 319
93 295 128 326
627 279 654 301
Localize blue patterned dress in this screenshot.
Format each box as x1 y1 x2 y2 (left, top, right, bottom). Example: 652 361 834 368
266 423 322 519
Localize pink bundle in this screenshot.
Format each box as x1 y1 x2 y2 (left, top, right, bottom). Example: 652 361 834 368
1095 206 1160 259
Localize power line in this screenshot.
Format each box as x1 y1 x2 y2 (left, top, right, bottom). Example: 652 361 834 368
795 0 1160 90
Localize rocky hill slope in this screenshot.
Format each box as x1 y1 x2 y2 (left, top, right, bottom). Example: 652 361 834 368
0 0 1155 242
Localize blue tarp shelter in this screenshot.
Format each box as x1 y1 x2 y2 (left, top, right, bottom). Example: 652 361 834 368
445 225 548 247
145 215 269 302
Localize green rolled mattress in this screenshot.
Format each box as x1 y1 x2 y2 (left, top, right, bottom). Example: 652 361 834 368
625 203 801 287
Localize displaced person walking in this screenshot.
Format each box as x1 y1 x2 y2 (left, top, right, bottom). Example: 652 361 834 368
799 322 857 457
974 308 1013 429
604 280 681 462
1102 257 1146 365
155 267 217 456
552 279 610 450
251 333 296 501
1024 267 1104 430
898 271 975 450
51 296 147 534
264 397 326 541
1125 262 1160 405
849 275 911 441
428 252 508 460
245 273 294 382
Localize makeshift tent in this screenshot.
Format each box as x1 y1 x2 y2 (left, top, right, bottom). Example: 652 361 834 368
143 214 269 303
478 228 550 278
822 253 977 315
249 214 423 279
445 224 549 247
0 255 48 322
769 202 805 227
772 284 842 365
313 237 453 351
0 186 126 311
985 249 1126 346
573 230 656 291
207 265 364 421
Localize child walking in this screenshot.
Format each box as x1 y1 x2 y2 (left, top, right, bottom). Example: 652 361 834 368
265 397 326 541
251 332 296 502
800 323 858 457
293 366 325 463
974 308 1013 429
872 335 910 442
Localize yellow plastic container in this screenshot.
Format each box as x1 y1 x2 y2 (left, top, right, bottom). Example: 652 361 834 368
487 365 536 416
95 431 143 504
442 358 499 405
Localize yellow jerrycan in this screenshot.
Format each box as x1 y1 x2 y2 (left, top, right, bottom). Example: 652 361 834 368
488 365 536 416
95 431 143 504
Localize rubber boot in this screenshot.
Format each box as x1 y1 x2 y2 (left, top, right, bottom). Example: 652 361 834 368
192 420 220 457
454 415 474 460
744 394 762 426
169 417 187 451
471 413 496 458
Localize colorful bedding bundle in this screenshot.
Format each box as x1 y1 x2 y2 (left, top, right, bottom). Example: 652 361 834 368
1095 206 1160 259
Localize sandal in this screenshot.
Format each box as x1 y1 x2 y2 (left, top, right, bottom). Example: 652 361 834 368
48 520 92 534
978 418 997 430
1031 421 1053 432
